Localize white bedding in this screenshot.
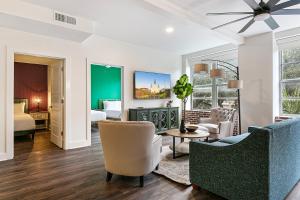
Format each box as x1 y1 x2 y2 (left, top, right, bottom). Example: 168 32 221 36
102 101 122 119
91 110 107 122
104 110 122 119
14 113 35 132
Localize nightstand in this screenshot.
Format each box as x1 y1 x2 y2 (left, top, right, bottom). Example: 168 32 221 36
30 111 49 130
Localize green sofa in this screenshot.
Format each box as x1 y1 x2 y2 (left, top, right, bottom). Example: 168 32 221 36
190 118 300 200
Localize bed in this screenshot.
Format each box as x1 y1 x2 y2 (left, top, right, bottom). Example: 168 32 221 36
100 100 122 119
14 99 36 140
91 110 107 122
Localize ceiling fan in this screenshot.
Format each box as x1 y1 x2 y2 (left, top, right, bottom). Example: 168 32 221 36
207 0 300 33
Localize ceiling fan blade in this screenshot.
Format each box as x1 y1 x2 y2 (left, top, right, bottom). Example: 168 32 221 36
243 0 261 10
272 9 300 15
267 0 281 8
264 16 280 30
238 19 255 33
207 12 254 15
212 15 253 30
271 0 300 12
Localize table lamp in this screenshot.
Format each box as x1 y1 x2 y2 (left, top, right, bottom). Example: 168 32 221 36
35 98 41 112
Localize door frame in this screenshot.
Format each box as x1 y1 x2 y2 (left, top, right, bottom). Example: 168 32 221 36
86 59 124 146
6 47 71 159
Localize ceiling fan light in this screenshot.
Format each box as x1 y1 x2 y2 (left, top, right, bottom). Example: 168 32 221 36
254 13 271 21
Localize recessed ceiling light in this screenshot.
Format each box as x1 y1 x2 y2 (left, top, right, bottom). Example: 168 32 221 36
165 26 174 34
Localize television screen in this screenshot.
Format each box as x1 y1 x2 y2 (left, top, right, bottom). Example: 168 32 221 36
134 71 171 99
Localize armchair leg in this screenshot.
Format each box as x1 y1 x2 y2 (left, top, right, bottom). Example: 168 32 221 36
106 172 113 182
155 164 159 170
140 176 144 187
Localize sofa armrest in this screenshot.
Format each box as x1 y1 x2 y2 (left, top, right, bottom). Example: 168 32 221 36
200 118 213 123
189 131 270 200
248 126 262 133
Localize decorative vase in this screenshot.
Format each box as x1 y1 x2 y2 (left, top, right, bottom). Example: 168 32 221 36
180 119 186 133
180 100 187 133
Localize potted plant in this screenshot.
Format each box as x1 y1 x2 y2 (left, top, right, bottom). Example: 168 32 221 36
173 74 193 133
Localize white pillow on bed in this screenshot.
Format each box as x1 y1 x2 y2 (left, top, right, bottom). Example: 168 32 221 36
14 103 25 114
103 101 121 111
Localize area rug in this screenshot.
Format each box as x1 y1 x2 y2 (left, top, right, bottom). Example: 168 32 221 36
154 146 191 185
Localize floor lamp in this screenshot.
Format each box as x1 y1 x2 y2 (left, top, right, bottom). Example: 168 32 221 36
200 59 243 134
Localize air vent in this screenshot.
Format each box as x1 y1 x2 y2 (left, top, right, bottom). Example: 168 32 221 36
54 12 76 25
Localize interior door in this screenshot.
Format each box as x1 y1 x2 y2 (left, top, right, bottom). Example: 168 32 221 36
50 60 64 148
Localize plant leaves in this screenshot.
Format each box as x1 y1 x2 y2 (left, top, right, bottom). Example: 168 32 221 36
173 74 194 100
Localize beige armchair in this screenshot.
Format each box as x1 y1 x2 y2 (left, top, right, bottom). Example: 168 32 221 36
198 107 237 139
98 120 162 187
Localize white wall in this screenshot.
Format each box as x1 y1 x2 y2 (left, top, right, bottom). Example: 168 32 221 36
83 35 181 119
239 32 276 131
0 27 181 161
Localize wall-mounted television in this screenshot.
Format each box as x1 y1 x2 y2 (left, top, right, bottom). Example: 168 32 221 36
134 71 171 100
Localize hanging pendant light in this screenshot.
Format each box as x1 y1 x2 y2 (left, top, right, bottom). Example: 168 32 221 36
228 80 243 89
194 64 208 74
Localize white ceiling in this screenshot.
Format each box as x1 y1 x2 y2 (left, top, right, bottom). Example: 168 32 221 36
21 0 300 54
166 0 300 37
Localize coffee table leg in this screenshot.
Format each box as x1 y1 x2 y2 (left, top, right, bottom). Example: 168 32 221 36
173 136 175 159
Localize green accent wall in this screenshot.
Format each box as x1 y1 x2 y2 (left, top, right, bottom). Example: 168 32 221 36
91 64 121 110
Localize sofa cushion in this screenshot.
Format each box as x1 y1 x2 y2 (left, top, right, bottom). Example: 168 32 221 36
219 132 250 144
210 141 231 146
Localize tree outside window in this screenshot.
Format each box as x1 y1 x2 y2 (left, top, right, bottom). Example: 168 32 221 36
280 47 300 115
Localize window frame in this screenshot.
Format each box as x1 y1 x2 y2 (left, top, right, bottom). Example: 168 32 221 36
279 49 300 115
191 64 238 111
192 78 216 110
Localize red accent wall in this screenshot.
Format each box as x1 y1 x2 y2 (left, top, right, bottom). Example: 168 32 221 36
14 62 48 112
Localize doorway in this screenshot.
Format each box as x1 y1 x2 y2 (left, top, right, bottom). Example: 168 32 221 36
86 62 124 145
12 53 65 157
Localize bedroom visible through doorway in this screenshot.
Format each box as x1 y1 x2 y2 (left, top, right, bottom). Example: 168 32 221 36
13 54 65 156
88 63 124 142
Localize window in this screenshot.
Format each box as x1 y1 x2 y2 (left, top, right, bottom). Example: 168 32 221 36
192 71 212 110
192 59 239 110
280 47 300 115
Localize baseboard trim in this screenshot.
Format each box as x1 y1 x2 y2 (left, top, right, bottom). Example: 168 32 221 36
66 140 90 150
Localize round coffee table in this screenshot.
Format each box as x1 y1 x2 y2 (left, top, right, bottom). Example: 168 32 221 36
166 128 210 159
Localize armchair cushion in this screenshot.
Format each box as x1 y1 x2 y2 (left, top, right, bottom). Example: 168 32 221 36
152 134 162 170
210 107 236 123
98 120 162 177
153 134 161 144
198 123 219 134
219 133 250 144
199 117 213 123
198 108 237 139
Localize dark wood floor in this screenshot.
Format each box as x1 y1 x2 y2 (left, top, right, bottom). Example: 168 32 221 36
0 128 299 200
